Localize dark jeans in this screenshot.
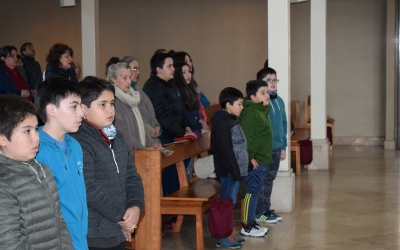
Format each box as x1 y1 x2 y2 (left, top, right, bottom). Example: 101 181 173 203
243 165 268 223
89 241 125 250
220 176 241 206
255 149 281 215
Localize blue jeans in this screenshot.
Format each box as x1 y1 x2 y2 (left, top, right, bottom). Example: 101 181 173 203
220 176 241 206
256 149 281 215
243 165 268 223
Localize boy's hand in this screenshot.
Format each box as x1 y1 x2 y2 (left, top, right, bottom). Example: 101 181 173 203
118 206 140 232
281 150 286 161
251 159 259 170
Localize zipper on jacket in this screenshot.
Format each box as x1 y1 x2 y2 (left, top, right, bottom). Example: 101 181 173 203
111 148 120 173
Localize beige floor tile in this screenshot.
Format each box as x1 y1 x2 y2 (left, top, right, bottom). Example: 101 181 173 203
160 146 400 249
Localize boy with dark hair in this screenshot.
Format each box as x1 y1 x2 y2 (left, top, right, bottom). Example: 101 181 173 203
255 67 287 223
0 94 73 249
211 87 247 249
143 53 196 195
71 76 144 250
239 80 273 237
35 77 88 250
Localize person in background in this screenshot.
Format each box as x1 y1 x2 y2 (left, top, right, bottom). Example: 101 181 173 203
119 56 161 143
173 61 202 134
106 62 160 151
0 46 32 101
171 51 210 128
16 55 28 82
20 42 42 89
36 43 77 89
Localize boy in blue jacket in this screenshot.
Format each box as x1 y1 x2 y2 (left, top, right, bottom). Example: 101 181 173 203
254 67 287 223
35 77 88 250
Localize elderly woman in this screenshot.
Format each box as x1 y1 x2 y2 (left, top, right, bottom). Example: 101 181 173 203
0 45 32 101
106 62 160 151
119 56 161 143
42 43 77 84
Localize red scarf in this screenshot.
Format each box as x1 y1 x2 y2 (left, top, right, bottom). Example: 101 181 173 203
3 64 33 102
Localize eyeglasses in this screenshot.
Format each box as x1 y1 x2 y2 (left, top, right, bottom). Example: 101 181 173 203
264 79 279 83
130 67 140 73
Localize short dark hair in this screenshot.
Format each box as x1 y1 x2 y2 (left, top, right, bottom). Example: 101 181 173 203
105 57 120 75
246 80 267 98
46 43 73 66
79 76 115 108
219 87 243 109
0 95 38 141
256 67 277 81
20 42 32 56
36 77 82 123
150 53 172 75
0 45 17 60
154 49 167 54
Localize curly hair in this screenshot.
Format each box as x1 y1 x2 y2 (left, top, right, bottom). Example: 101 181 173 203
46 43 73 66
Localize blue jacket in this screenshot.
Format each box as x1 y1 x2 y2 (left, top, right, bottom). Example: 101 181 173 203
36 128 88 250
269 95 288 151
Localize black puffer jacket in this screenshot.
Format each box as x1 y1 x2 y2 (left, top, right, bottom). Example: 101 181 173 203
0 153 73 249
143 75 191 139
211 110 249 181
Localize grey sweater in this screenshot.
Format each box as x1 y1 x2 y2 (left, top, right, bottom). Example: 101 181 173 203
71 121 144 248
0 153 73 249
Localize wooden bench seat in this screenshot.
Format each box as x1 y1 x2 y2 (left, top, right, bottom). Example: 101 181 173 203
133 132 218 250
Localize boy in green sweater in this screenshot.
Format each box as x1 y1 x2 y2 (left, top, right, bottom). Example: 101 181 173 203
239 80 273 237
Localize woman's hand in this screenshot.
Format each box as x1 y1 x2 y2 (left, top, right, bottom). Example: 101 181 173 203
21 90 30 97
150 127 160 137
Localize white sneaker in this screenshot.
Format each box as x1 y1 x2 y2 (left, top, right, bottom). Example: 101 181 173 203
240 221 267 237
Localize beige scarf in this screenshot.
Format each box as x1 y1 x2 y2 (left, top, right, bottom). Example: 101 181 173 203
114 86 146 146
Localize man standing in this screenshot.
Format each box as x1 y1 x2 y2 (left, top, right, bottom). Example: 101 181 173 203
20 42 42 89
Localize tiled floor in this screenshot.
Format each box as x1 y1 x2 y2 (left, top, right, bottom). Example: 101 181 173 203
161 145 400 249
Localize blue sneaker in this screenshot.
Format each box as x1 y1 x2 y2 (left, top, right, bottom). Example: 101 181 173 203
269 210 282 221
255 211 278 224
216 237 242 249
232 234 245 245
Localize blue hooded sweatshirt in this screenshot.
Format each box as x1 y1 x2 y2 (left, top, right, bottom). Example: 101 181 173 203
269 94 288 151
36 127 88 250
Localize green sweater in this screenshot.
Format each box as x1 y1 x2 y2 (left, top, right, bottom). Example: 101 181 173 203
238 99 273 167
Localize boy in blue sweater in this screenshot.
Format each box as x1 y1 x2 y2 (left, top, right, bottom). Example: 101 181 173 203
255 67 287 223
35 77 88 250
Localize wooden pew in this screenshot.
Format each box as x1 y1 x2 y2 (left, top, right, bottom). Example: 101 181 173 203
205 104 221 129
134 132 219 250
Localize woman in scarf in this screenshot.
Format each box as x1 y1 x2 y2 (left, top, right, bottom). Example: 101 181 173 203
118 56 161 144
106 62 161 151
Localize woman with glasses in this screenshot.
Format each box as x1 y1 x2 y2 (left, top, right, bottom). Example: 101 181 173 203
106 62 161 151
119 56 161 143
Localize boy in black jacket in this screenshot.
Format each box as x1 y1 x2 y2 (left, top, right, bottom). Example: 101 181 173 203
211 87 248 249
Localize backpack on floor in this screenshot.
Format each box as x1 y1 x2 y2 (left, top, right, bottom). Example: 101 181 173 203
208 198 233 239
299 139 313 165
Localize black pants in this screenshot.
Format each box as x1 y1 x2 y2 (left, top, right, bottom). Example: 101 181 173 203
89 242 125 250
